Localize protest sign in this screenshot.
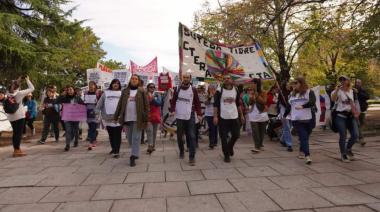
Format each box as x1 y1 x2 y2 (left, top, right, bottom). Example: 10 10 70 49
61 104 87 122
130 57 158 75
113 69 131 87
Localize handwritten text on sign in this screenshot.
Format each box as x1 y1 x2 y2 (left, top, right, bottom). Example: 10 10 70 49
61 104 87 122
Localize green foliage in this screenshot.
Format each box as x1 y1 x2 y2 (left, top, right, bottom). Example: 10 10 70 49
99 59 126 70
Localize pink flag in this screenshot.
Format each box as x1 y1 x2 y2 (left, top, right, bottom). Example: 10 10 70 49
130 57 158 75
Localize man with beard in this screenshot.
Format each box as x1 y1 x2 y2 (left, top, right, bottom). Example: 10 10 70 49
170 73 202 166
213 74 244 162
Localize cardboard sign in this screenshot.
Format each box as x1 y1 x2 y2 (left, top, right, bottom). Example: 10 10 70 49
61 104 87 122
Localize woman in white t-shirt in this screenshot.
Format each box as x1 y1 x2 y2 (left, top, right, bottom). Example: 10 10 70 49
331 76 359 162
205 84 218 149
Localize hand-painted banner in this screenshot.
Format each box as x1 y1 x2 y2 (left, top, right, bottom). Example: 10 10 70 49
61 104 87 122
130 57 158 75
179 23 273 81
96 62 112 73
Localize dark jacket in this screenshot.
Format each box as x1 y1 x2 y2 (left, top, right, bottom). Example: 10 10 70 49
114 87 150 129
357 88 370 112
42 97 60 119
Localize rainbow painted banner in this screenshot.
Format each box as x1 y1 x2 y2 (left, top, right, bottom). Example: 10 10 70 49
179 23 273 82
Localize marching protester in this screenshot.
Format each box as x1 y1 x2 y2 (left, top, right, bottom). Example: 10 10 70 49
354 79 370 146
205 84 218 149
285 77 316 165
4 76 35 157
96 79 122 158
39 88 60 144
196 84 207 146
56 85 84 151
84 81 100 150
170 72 202 166
331 76 359 162
278 81 293 152
75 87 84 142
146 83 162 154
248 78 269 153
114 75 150 167
22 92 38 138
213 74 244 163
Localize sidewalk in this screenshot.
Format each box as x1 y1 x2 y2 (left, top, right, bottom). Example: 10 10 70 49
0 129 379 212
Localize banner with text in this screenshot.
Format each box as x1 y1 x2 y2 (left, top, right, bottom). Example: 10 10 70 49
179 23 273 82
130 57 158 75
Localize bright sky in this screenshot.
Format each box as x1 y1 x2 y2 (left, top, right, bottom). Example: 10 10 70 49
65 0 214 72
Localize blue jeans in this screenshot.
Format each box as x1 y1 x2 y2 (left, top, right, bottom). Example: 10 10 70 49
64 121 79 146
126 121 142 157
281 118 293 147
335 115 359 156
87 122 98 144
206 116 218 147
292 120 313 156
176 113 196 160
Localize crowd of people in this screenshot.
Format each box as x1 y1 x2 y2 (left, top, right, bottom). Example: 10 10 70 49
0 73 370 167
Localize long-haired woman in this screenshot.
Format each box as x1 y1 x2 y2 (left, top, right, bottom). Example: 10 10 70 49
114 74 149 167
84 81 100 150
146 82 162 154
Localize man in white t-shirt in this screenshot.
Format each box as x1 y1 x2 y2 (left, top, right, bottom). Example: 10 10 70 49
213 74 244 163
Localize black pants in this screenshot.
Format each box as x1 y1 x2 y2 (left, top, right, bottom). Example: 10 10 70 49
219 118 240 157
106 126 122 154
23 118 35 134
41 116 59 141
10 118 25 149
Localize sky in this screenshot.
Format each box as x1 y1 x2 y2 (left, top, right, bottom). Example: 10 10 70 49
64 0 214 72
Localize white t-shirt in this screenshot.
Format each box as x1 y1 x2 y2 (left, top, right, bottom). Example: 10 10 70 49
248 104 269 122
289 89 312 121
175 86 193 120
124 89 138 122
332 89 354 112
220 88 238 119
104 90 121 115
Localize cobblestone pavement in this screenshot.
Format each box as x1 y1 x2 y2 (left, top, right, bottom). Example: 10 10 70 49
0 129 379 212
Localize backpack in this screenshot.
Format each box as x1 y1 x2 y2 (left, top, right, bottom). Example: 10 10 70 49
3 96 19 114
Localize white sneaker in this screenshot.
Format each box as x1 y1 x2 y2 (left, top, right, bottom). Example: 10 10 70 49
305 156 312 165
298 152 305 159
251 148 260 153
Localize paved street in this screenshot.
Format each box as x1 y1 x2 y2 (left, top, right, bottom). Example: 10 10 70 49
0 129 379 212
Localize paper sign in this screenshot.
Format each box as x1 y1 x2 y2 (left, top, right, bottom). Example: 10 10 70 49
61 104 87 122
84 94 97 104
105 90 121 115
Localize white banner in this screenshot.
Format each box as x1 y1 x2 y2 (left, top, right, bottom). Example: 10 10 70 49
179 23 273 81
112 69 131 87
87 68 113 89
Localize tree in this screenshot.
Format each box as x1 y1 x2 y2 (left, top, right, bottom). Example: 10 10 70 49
99 59 126 70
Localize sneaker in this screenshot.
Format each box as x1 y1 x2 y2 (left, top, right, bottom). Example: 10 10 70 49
251 148 260 153
224 156 231 163
287 146 293 152
280 141 287 147
64 145 70 152
359 138 366 147
13 149 27 157
341 155 350 163
179 152 184 159
229 147 234 156
298 152 305 159
189 159 196 166
347 150 356 161
305 156 312 165
109 150 115 155
22 134 27 138
88 145 92 151
73 142 78 148
39 140 45 145
113 154 120 159
92 143 97 147
130 156 137 167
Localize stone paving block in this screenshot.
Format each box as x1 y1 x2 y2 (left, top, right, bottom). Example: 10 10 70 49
237 166 280 177
269 164 316 175
188 179 236 195
306 172 364 186
314 205 375 212
0 166 46 177
180 161 216 171
55 200 113 212
166 170 205 182
367 203 380 211
111 198 166 212
211 159 248 169
307 162 351 173
124 171 165 183
92 184 143 200
269 175 322 189
0 187 53 204
355 183 380 197
0 174 46 188
74 165 114 174
81 173 126 185
217 191 281 212
143 182 189 198
264 188 333 210
243 158 279 167
344 170 380 183
148 162 182 171
334 161 380 171
311 186 379 205
167 195 224 212
111 163 148 173
38 166 79 176
40 186 99 203
0 188 7 194
37 174 89 186
0 203 58 212
229 177 280 191
69 158 106 167
135 156 164 164
64 153 97 160
202 168 243 180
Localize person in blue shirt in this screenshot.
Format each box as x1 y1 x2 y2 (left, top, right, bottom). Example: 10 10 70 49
23 93 38 137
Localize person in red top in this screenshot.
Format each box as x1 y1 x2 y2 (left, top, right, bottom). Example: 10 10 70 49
169 73 202 166
146 83 162 154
